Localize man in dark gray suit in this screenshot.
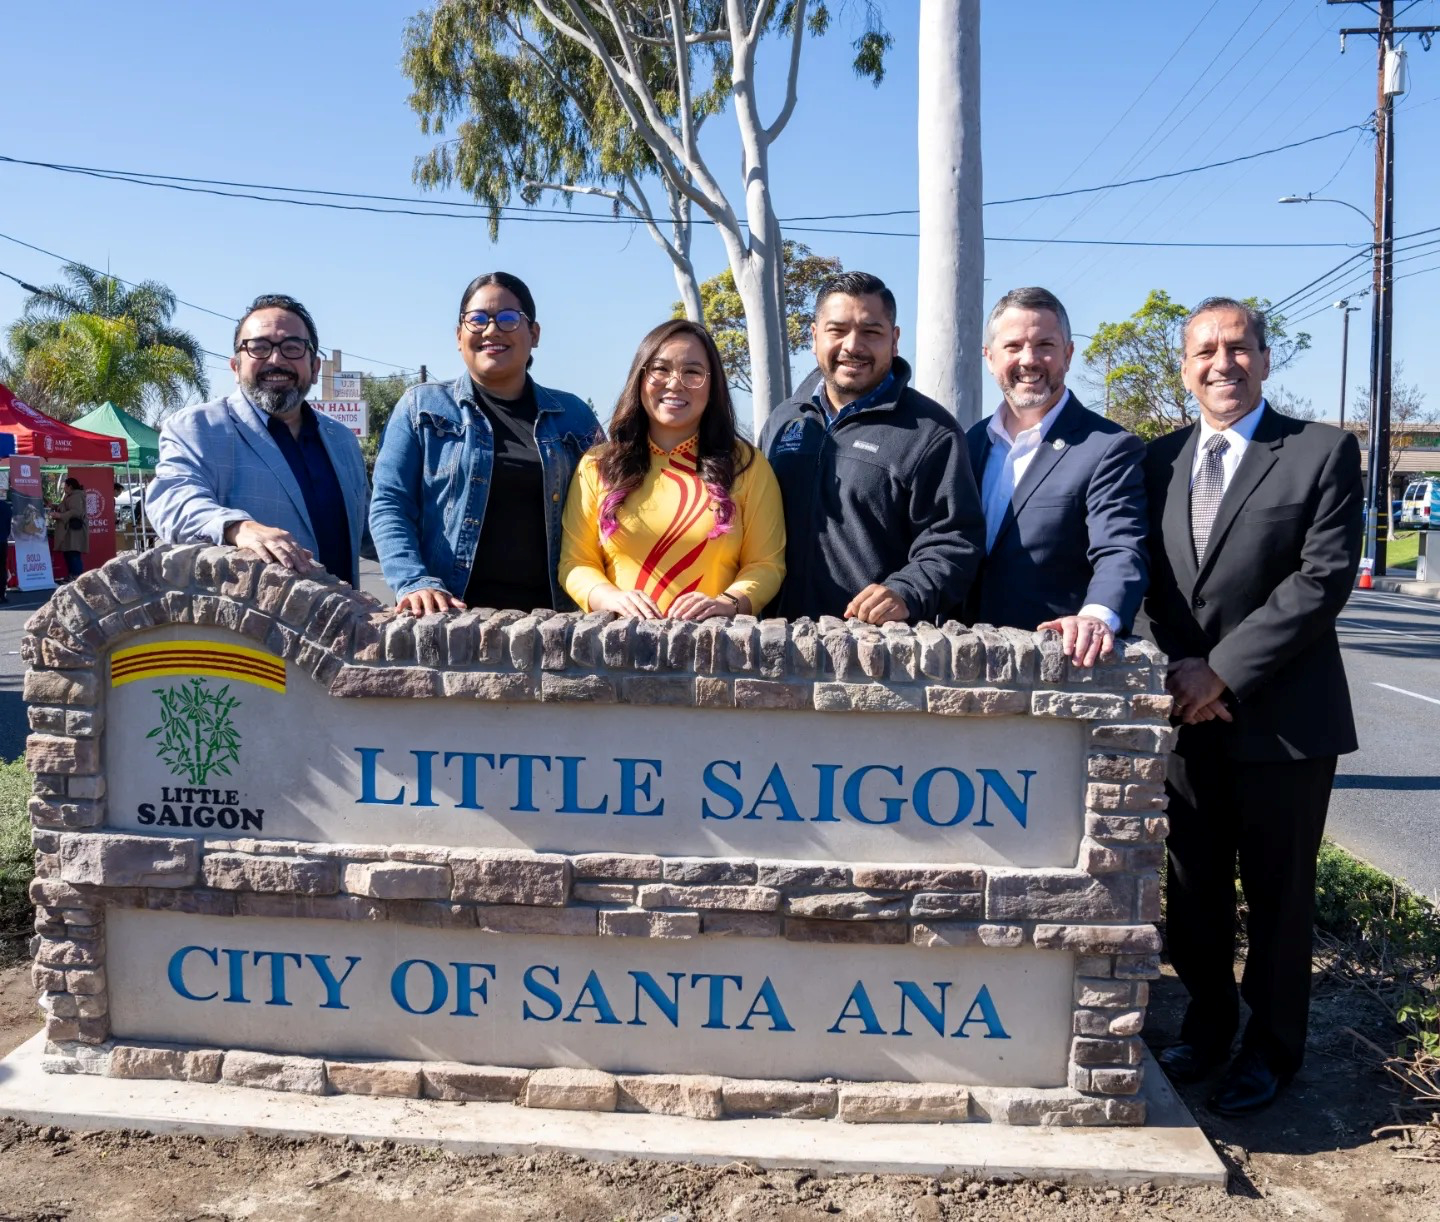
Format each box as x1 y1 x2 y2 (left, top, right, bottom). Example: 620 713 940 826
965 287 1148 665
1143 297 1362 1115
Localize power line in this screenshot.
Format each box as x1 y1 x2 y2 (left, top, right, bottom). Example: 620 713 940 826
1288 287 1371 327
1279 231 1440 321
3 263 414 396
1283 235 1440 319
1027 0 1290 281
1270 249 1374 312
982 125 1370 208
1272 256 1375 316
995 0 1227 240
0 123 1371 228
0 231 416 373
1051 1 1324 291
1397 259 1440 285
0 265 236 374
1132 17 1348 250
785 227 1361 247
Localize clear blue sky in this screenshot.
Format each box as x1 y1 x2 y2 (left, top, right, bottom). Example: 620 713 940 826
2 1 1437 428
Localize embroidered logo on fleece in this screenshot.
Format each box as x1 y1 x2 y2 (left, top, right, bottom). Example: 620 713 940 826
771 419 807 455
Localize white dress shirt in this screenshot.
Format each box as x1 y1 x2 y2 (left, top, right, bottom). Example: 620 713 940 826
980 390 1119 631
1191 400 1267 493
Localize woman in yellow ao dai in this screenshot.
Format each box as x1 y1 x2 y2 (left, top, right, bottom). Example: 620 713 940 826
559 320 785 619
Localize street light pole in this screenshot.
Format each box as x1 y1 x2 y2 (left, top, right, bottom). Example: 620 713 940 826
1334 300 1361 429
1277 192 1378 544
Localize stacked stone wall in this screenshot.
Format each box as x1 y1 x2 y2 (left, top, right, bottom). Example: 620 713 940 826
24 545 1173 1126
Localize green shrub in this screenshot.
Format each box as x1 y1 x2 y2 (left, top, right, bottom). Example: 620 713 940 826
1313 839 1440 1065
1313 839 1440 962
0 755 32 960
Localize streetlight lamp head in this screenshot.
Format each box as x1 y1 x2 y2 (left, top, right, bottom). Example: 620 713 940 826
1274 193 1374 227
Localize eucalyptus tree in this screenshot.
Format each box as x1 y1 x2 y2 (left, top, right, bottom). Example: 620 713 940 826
1083 291 1310 440
672 240 840 394
914 0 982 425
404 0 889 426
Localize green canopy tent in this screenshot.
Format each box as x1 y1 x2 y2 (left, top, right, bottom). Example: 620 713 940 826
70 401 161 469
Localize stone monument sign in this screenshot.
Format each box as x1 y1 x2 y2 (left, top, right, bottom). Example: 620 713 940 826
26 547 1170 1125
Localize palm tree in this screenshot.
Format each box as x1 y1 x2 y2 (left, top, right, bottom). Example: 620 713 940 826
7 263 209 415
18 315 199 421
0 349 65 418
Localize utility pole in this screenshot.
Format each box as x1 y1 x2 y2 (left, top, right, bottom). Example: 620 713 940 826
1334 300 1361 429
1329 0 1435 575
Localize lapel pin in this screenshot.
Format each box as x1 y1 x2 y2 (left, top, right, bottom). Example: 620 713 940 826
1052 439 1065 451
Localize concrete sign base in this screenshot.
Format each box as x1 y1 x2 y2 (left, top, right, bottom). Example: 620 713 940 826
0 1034 1226 1185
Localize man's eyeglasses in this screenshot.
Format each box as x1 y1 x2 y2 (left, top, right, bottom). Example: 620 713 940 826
236 337 315 360
644 364 710 391
460 309 530 333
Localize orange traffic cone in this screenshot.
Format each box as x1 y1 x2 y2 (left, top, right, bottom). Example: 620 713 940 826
1357 557 1374 589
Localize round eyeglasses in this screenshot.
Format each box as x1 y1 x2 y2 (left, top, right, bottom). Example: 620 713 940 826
236 337 315 360
461 309 530 333
644 364 710 391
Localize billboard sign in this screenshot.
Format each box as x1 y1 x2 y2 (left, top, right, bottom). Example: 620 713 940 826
311 400 367 438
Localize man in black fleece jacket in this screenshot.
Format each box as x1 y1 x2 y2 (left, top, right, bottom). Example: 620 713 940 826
759 271 985 623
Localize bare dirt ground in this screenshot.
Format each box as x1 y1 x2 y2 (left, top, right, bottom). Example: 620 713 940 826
0 960 1436 1222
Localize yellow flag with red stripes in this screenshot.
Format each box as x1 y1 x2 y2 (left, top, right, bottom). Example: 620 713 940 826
110 640 286 694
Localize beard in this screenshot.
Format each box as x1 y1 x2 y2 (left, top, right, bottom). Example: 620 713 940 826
1001 367 1063 411
242 367 307 417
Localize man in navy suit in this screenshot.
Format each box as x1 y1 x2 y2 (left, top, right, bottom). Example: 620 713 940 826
964 287 1147 665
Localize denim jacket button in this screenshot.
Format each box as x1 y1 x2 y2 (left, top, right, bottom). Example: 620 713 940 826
552 493 560 502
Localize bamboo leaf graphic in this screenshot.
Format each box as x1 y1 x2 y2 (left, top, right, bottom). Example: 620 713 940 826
148 675 243 785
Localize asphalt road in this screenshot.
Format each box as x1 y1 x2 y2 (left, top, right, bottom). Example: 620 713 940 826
0 565 1435 899
0 584 60 771
1330 585 1440 901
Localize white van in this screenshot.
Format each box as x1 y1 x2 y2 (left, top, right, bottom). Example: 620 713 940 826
1399 477 1440 529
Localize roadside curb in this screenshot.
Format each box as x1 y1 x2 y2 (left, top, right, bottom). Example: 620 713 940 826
1368 577 1440 600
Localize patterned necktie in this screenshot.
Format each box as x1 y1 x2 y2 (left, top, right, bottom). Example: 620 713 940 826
1190 433 1231 563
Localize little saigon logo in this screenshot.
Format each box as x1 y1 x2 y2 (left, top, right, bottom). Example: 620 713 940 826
147 676 241 785
111 640 284 831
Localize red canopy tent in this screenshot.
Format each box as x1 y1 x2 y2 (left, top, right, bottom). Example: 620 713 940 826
0 382 128 463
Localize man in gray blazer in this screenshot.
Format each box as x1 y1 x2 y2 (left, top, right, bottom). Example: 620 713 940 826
964 287 1148 665
147 294 369 586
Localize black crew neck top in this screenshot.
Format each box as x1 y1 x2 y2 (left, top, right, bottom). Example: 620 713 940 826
464 378 553 612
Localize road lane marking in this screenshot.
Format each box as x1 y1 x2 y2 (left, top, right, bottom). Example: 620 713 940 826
1352 590 1440 611
1374 682 1440 707
1338 617 1439 642
1338 618 1410 636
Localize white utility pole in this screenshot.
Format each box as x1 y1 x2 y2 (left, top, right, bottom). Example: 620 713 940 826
914 0 984 426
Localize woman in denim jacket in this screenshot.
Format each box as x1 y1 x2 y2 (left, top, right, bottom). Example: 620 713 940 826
370 272 604 614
